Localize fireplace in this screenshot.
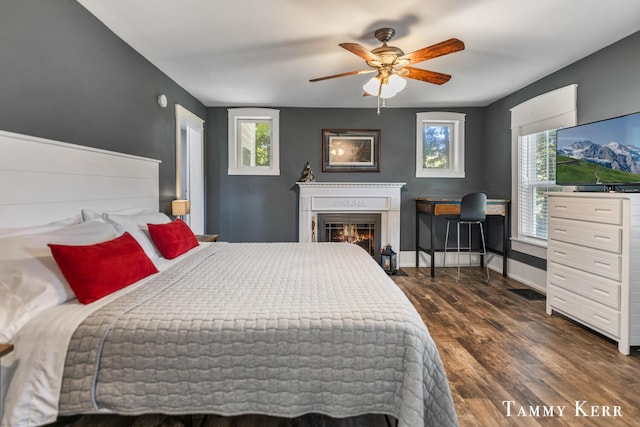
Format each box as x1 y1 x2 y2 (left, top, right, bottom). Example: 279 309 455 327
297 182 405 258
318 213 381 258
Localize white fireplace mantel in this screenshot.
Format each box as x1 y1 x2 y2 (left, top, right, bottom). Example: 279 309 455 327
297 182 405 251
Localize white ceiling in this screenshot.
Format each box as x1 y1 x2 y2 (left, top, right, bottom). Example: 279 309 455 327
78 0 640 108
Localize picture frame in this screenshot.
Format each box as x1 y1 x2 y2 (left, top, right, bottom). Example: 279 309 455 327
322 129 381 172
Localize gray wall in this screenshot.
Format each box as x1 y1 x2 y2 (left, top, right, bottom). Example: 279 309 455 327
484 30 640 267
208 30 640 257
206 107 489 251
0 0 206 213
3 0 638 263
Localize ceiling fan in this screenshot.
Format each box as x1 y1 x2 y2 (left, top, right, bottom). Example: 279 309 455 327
310 28 465 101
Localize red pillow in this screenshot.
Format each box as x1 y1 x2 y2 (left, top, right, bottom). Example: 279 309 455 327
48 232 158 304
147 219 198 259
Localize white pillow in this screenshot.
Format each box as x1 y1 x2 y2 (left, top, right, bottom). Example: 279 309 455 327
104 212 172 259
0 221 118 342
81 206 152 222
0 215 82 238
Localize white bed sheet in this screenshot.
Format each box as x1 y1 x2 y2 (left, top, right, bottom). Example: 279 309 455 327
0 244 209 427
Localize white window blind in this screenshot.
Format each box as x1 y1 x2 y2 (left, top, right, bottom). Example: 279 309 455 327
518 130 563 239
511 84 577 251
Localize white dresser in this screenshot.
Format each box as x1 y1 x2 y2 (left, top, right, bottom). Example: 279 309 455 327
546 192 640 355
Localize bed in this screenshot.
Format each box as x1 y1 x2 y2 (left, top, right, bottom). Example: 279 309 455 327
0 130 458 427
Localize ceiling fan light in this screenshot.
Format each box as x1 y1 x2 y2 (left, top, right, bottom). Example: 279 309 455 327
363 75 406 98
387 74 406 92
380 75 406 98
362 77 380 96
379 85 397 99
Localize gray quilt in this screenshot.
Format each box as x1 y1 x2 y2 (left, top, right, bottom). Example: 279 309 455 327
58 242 458 427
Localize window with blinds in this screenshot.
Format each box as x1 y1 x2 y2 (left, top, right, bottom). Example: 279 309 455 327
510 84 577 254
518 130 563 240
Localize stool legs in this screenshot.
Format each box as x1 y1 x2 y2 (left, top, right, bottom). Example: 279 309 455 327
457 222 462 278
444 220 451 269
479 222 489 280
443 220 489 280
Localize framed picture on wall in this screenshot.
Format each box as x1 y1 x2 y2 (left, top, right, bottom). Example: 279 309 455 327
322 129 381 172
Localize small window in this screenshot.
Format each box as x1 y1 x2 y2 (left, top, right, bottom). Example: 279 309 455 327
228 108 280 175
415 112 465 178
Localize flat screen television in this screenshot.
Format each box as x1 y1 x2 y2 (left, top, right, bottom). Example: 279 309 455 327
555 111 640 189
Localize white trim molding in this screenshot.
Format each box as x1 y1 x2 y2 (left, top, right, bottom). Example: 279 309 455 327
416 111 465 178
228 107 280 176
400 250 547 293
510 84 577 259
297 182 405 252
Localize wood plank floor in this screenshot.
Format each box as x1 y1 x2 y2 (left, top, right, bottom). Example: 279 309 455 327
47 266 640 427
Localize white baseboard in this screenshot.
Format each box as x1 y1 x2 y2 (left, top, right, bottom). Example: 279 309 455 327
502 258 547 293
399 250 547 293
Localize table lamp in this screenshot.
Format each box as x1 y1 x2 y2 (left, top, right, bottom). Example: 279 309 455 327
171 199 191 221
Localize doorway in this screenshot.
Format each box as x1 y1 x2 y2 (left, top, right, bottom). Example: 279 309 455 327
175 104 205 234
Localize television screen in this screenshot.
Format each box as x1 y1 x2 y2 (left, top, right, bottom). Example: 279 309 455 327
556 111 640 186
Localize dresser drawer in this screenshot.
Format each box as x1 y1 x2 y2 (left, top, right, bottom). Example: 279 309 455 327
548 284 620 338
547 240 621 281
548 196 622 225
547 262 620 309
548 217 621 253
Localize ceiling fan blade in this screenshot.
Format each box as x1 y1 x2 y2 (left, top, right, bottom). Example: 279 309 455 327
309 69 375 82
399 38 465 65
403 67 452 85
339 42 379 63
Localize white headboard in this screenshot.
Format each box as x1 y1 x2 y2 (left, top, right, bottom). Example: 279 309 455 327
0 130 161 228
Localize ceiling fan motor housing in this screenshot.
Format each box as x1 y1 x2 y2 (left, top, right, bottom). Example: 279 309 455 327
371 28 404 66
374 28 396 43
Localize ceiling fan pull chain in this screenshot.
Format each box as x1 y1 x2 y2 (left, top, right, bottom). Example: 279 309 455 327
377 81 382 115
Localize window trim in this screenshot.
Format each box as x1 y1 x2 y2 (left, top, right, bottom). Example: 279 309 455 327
175 104 205 233
228 108 280 176
415 112 465 178
510 84 577 257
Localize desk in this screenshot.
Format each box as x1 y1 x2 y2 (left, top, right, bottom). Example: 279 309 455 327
416 197 510 277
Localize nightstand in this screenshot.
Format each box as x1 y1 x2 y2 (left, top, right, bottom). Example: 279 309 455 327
196 234 219 242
